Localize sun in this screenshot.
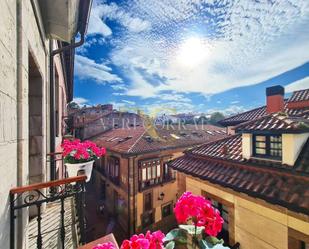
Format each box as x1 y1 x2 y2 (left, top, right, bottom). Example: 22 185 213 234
177 37 208 67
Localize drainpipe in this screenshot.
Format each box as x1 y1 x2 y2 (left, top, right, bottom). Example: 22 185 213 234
49 33 85 181
128 155 137 237
133 156 136 234
127 158 130 236
16 1 24 247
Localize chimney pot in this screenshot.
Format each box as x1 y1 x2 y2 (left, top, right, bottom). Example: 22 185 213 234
266 85 284 114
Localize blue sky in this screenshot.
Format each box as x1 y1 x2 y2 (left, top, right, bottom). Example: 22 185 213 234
73 0 309 115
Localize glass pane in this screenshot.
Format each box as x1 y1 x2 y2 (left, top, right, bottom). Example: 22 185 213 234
256 148 266 154
157 165 161 177
152 165 156 179
255 136 266 141
255 142 266 148
147 167 152 179
142 168 147 181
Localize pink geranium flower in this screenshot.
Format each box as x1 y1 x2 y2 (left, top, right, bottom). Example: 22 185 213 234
120 231 165 249
174 192 224 237
61 139 106 163
92 242 116 249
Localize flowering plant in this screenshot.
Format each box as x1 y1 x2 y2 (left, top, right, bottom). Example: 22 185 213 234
164 192 228 249
121 230 165 249
93 242 117 249
61 139 106 164
92 193 228 249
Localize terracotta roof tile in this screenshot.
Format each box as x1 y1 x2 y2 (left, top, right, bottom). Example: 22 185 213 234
92 125 228 155
235 113 309 133
219 100 309 126
186 132 309 174
288 89 309 103
169 154 309 215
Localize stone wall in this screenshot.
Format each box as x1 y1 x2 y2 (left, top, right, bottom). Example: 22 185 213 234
0 0 69 248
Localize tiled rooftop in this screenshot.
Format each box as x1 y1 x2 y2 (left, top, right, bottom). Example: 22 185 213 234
219 100 309 126
169 113 309 215
288 88 309 103
92 125 228 155
169 153 309 215
235 113 309 133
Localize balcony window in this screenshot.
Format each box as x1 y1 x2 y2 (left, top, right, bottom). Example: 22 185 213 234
139 159 161 189
253 134 282 159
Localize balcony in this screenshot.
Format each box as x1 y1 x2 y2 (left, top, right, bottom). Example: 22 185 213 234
139 174 176 192
10 176 87 249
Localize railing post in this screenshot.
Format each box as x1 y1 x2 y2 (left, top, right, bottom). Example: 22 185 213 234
10 193 15 249
60 197 66 249
36 203 43 249
79 181 86 244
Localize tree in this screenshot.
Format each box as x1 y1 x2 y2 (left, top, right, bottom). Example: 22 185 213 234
209 112 225 125
68 101 80 110
197 115 209 125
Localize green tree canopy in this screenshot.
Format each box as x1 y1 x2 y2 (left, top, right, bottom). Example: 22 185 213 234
209 112 225 125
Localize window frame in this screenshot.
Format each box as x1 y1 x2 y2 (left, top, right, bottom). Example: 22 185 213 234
106 156 120 184
252 134 282 160
139 158 162 188
161 201 173 218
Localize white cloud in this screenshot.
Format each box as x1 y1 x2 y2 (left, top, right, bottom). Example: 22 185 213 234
88 3 113 37
122 100 136 105
87 1 151 38
75 55 122 83
124 68 158 98
107 0 309 98
285 77 309 93
157 93 192 103
73 97 89 106
207 105 249 116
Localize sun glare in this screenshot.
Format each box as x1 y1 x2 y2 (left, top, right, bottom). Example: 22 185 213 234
177 37 208 67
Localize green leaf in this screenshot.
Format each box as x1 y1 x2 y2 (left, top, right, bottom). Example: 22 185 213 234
199 240 230 249
165 241 175 249
179 225 204 235
205 236 224 245
164 229 187 244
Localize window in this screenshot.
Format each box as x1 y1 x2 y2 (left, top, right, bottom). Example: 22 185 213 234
162 202 173 218
107 156 120 184
288 228 309 249
139 159 162 189
144 192 153 211
202 191 234 246
253 134 282 159
142 211 154 228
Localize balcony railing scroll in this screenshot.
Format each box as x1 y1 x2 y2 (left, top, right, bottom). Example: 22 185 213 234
9 175 87 249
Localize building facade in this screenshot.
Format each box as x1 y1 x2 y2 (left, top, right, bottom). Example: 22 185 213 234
170 86 309 249
0 1 91 248
91 125 227 238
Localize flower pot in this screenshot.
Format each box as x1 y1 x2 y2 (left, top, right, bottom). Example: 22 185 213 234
65 160 94 182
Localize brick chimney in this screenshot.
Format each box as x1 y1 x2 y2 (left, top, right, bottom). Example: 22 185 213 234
266 85 284 114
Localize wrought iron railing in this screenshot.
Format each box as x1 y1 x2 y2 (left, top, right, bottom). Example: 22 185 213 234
10 175 87 249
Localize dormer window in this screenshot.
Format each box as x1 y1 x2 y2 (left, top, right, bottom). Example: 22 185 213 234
253 134 282 159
